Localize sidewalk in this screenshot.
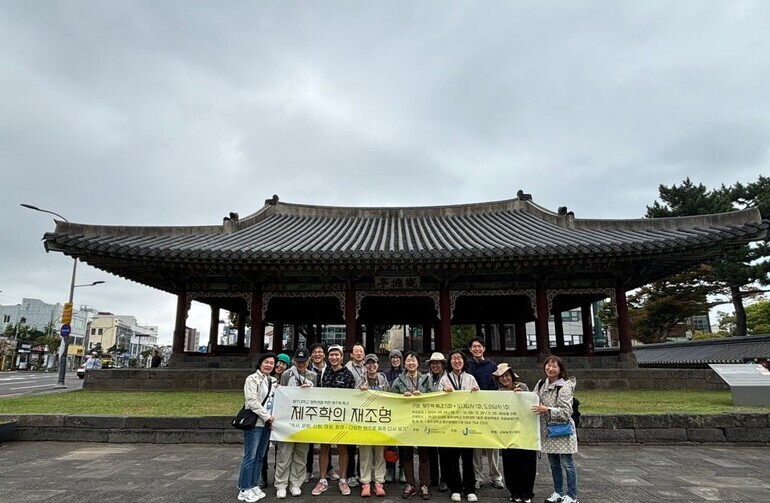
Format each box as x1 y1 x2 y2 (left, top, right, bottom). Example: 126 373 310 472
1 441 769 502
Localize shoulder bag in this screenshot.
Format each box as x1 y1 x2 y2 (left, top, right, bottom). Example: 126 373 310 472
231 379 273 430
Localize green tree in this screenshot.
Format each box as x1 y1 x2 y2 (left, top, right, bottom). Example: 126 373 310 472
646 176 770 336
721 298 770 335
628 266 717 343
451 325 475 350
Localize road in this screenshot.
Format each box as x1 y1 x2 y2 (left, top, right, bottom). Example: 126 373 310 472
0 371 83 396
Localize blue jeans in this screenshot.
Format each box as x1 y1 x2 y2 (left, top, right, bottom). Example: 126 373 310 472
547 453 577 499
238 426 271 490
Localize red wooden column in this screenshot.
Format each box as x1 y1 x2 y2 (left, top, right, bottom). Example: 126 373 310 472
345 287 357 349
554 311 565 350
249 292 264 354
581 303 595 356
535 285 550 357
172 290 188 354
514 318 528 356
615 285 633 354
208 306 220 354
438 289 451 352
273 323 284 352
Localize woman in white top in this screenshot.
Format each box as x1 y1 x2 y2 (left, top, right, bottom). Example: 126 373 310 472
438 350 479 503
237 353 277 503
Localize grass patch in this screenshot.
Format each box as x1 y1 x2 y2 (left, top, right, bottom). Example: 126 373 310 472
0 389 767 416
0 391 243 417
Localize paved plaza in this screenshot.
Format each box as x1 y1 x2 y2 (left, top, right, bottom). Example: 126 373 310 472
1 441 769 502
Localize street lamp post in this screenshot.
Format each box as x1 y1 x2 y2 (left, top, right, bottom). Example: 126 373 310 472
21 203 105 388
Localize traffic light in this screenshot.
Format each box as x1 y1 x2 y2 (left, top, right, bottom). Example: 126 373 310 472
62 302 73 325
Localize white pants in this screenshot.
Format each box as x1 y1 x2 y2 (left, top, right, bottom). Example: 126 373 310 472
473 448 502 483
358 445 387 484
274 442 310 490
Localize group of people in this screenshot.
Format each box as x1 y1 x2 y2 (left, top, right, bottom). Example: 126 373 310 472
236 338 580 503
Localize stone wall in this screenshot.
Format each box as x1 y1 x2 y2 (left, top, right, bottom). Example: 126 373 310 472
83 367 729 391
1 413 767 445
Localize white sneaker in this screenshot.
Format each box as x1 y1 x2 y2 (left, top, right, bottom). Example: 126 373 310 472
276 488 287 499
545 492 562 503
451 493 462 502
347 476 360 487
250 487 266 501
238 489 259 503
560 497 576 503
290 486 302 497
467 494 478 502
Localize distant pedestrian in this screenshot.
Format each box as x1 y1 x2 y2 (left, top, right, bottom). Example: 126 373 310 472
150 350 162 368
84 353 102 371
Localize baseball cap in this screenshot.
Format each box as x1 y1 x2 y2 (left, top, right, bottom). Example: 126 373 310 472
365 353 379 364
294 347 310 362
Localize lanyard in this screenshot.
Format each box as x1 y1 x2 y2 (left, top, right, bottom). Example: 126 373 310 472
449 371 463 391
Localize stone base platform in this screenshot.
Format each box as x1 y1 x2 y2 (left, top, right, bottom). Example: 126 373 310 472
82 366 728 391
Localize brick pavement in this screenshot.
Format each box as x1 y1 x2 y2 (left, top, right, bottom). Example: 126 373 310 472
1 442 769 503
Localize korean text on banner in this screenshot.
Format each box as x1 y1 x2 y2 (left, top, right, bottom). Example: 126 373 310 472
270 387 541 450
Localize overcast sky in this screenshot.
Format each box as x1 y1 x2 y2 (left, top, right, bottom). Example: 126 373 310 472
1 1 768 344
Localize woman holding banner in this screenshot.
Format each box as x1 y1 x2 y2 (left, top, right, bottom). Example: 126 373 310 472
492 363 536 503
532 355 579 503
391 351 434 500
438 350 479 503
237 353 277 503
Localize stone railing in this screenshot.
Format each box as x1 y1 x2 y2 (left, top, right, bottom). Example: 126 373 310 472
1 413 767 445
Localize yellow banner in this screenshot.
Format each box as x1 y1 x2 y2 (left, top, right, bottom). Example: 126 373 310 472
271 387 541 450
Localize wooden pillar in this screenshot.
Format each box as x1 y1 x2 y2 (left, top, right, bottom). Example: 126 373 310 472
535 285 550 357
172 290 188 354
475 323 483 339
208 306 220 354
554 311 565 350
249 292 264 354
581 303 595 356
237 313 246 348
615 285 633 354
345 287 357 349
273 323 284 352
316 323 323 344
514 318 527 356
484 323 493 349
422 323 432 354
438 289 452 352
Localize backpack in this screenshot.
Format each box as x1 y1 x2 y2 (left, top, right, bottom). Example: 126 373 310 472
536 379 581 427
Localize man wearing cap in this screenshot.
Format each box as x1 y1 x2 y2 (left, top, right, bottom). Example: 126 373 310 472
312 344 357 497
273 348 316 498
355 354 390 497
466 337 504 490
344 343 366 488
306 343 340 484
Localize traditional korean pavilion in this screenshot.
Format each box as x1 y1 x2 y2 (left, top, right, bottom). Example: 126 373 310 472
42 193 768 361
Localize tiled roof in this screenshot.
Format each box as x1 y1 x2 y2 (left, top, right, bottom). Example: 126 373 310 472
43 196 768 265
635 335 770 368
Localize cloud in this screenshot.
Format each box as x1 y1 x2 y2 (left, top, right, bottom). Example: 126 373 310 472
1 1 768 341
